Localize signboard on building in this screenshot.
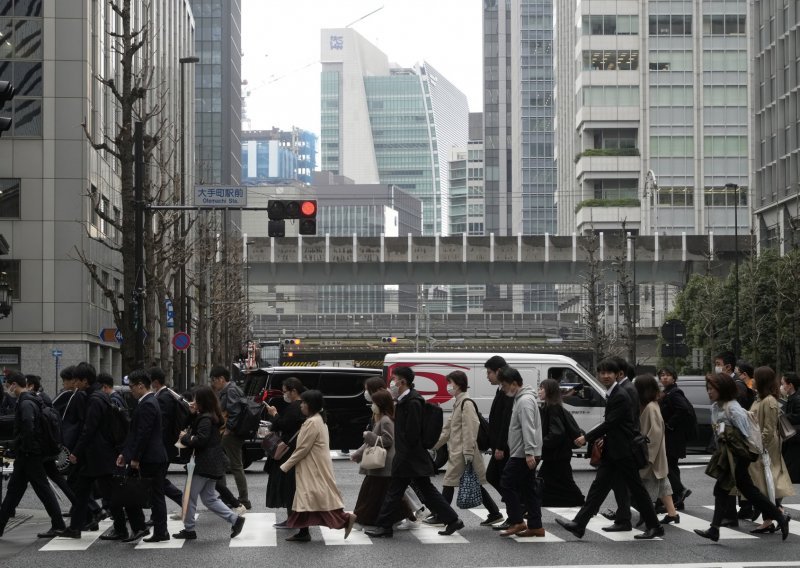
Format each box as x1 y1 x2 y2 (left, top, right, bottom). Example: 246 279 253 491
194 186 247 207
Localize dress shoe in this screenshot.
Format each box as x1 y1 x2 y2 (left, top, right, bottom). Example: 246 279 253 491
675 489 692 506
143 533 170 543
364 527 393 538
344 513 357 539
423 514 444 526
660 514 680 525
285 532 311 542
492 520 513 531
231 516 246 538
499 522 527 537
54 528 81 539
439 519 465 536
37 528 66 538
480 512 504 526
718 518 739 528
779 514 791 541
99 529 130 541
239 499 252 510
634 525 665 539
601 522 633 532
172 529 197 540
516 527 546 538
694 526 720 542
555 518 585 539
600 509 617 521
122 529 150 543
274 520 290 529
749 523 777 534
145 519 154 527
83 522 99 532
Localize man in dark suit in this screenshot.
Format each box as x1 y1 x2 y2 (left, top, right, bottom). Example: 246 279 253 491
485 355 512 529
556 358 663 540
116 369 169 543
149 367 184 513
365 366 464 538
658 367 693 510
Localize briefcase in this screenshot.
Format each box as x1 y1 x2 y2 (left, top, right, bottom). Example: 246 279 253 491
110 469 153 509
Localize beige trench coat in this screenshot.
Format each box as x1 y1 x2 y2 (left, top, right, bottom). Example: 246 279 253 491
748 395 795 500
433 392 487 486
280 413 345 512
639 401 669 480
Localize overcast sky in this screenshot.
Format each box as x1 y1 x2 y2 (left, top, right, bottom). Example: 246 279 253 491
240 0 482 135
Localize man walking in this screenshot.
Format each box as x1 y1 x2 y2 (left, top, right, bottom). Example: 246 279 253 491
365 366 464 538
210 365 251 509
484 355 512 529
496 366 545 537
556 358 664 540
150 367 184 512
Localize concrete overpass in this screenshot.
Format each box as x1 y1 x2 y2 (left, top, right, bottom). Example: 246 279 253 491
246 233 753 286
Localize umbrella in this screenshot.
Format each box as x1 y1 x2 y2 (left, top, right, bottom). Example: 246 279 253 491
181 454 195 522
761 450 776 504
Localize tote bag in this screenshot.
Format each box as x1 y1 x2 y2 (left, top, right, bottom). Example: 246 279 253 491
456 463 482 509
361 437 387 470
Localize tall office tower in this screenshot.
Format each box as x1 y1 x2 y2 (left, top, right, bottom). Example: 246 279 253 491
556 0 751 237
753 0 799 250
241 128 317 185
320 28 468 236
191 0 242 185
0 1 194 378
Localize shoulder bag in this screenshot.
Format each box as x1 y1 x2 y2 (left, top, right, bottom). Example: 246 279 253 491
272 430 300 461
361 437 387 470
778 411 797 441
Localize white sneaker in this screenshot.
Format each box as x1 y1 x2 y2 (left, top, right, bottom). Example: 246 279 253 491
170 512 183 521
234 505 247 516
394 518 419 531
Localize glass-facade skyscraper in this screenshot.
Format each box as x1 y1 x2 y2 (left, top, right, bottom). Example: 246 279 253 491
241 128 316 185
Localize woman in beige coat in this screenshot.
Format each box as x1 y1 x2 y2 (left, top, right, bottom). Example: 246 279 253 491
424 370 501 526
280 390 357 542
749 366 795 533
635 375 680 524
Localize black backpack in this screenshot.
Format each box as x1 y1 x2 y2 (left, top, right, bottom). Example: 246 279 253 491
233 397 265 438
165 389 193 443
38 400 63 458
105 398 131 447
463 399 490 451
421 400 444 450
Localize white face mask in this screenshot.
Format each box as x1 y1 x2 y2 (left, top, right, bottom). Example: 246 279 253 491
446 384 456 396
714 366 723 374
780 384 787 396
364 391 372 402
283 393 291 403
389 381 400 398
371 403 379 414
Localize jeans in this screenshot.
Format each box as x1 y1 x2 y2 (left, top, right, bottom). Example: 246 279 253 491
500 457 542 528
219 433 249 503
184 475 237 531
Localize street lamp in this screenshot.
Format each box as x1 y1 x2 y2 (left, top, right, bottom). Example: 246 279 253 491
245 240 255 338
627 233 637 367
178 55 199 392
0 272 12 318
725 182 741 359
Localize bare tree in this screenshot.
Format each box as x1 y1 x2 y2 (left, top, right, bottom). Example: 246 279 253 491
579 229 608 367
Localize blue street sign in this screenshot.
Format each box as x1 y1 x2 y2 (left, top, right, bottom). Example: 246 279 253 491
165 298 175 329
114 329 123 343
51 349 62 357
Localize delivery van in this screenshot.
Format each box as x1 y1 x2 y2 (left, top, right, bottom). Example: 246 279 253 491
382 352 607 445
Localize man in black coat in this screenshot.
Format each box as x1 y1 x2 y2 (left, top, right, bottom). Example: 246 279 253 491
658 367 693 507
116 369 169 543
485 355 512 528
365 367 464 539
556 358 663 540
0 373 66 538
781 372 800 483
149 367 184 511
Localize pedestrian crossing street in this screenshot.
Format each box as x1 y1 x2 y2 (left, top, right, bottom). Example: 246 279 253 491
33 504 800 551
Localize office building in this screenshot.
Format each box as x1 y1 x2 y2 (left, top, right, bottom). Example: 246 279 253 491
241 127 316 185
320 27 468 235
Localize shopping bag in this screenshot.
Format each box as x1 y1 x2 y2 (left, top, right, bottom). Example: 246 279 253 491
456 463 482 509
111 469 153 509
361 437 387 470
761 451 776 503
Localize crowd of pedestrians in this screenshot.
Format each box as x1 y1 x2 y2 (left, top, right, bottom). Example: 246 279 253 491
0 351 799 546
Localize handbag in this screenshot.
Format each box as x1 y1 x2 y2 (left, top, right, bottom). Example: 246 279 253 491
272 430 299 461
589 436 605 467
360 437 387 470
632 433 650 469
456 463 482 509
778 412 797 441
110 469 153 509
260 431 281 457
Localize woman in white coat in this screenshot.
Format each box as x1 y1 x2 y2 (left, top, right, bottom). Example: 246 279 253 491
280 390 357 542
425 370 502 526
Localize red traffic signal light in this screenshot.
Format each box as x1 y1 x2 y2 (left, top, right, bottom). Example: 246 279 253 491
268 199 317 220
300 200 316 217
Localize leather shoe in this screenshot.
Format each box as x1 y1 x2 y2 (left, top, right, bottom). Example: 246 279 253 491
38 528 68 538
694 527 720 542
286 532 311 542
555 518 585 539
364 526 393 538
719 518 739 528
231 516 246 538
172 529 197 540
143 533 170 543
499 522 527 537
516 527 546 538
54 528 81 539
480 512 504 526
122 529 150 543
439 519 464 536
99 529 130 541
601 522 632 532
600 509 617 521
634 525 665 539
492 520 512 531
779 513 791 541
660 514 680 525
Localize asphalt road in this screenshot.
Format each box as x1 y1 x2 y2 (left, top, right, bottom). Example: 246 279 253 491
2 454 800 568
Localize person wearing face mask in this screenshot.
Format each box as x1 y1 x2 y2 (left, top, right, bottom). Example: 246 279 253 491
780 372 800 483
264 377 306 528
484 355 513 530
425 370 502 526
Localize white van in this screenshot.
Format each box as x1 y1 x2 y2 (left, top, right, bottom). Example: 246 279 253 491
382 352 606 439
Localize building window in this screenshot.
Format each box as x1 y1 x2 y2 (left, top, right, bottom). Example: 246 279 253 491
581 15 638 35
702 15 747 36
650 86 694 106
656 187 695 206
650 136 694 157
704 135 748 157
649 51 693 72
592 129 638 149
0 178 20 217
593 179 639 200
703 85 748 106
0 259 20 300
0 10 43 137
648 15 692 36
582 50 639 71
90 184 99 227
579 86 640 106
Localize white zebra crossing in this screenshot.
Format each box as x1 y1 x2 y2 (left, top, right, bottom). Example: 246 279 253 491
547 508 662 541
468 508 565 542
229 513 277 548
39 520 113 552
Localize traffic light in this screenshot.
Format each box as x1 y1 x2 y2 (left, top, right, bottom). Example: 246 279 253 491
381 336 398 343
267 199 317 236
283 338 301 346
0 81 14 137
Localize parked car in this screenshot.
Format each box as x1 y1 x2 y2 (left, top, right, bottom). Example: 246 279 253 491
237 366 381 468
675 375 715 453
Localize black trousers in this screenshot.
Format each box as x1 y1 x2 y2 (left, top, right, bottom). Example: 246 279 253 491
0 455 65 530
43 459 78 507
126 462 168 537
574 456 659 530
712 456 783 527
486 454 508 497
666 453 686 497
500 457 542 528
375 476 458 529
611 476 632 522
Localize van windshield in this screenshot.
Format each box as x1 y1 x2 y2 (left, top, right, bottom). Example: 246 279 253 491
548 366 604 407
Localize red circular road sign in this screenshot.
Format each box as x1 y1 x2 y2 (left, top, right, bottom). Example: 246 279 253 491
172 331 191 351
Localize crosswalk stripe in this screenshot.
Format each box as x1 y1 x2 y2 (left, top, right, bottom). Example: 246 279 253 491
135 519 187 549
707 505 800 537
667 509 757 539
319 524 372 545
39 520 113 551
408 523 468 544
229 513 276 548
468 507 564 542
547 508 661 541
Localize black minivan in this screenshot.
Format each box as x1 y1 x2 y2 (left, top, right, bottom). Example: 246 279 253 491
238 366 382 468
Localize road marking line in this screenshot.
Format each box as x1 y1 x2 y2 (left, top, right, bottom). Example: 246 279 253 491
547 507 661 541
229 512 276 548
468 507 564 542
668 508 757 539
39 520 113 551
135 519 186 549
717 504 800 537
319 524 371 545
409 523 468 544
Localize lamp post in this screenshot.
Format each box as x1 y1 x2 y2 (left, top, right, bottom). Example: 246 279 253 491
725 182 741 359
245 240 255 339
627 233 637 367
178 55 199 391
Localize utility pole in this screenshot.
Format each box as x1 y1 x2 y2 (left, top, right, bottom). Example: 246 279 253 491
726 182 741 359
